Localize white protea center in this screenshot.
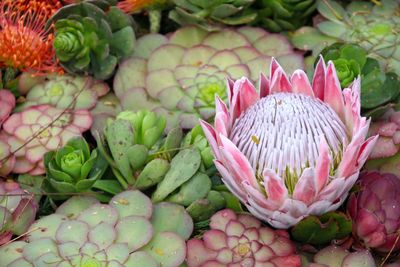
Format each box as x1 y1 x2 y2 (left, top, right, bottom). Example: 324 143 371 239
229 93 349 194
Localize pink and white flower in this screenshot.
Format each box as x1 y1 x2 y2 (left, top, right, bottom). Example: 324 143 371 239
200 57 378 228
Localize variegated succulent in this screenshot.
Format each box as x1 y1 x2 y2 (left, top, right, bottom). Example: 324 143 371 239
1 105 92 175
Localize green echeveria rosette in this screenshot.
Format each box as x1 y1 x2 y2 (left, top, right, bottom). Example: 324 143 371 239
169 0 257 31
319 43 366 88
250 0 316 32
49 1 135 80
114 26 304 130
53 20 85 63
44 136 108 199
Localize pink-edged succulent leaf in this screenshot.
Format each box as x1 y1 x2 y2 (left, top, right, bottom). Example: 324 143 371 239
2 105 92 175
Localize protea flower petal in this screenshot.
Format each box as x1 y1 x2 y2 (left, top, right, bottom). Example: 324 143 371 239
201 57 377 228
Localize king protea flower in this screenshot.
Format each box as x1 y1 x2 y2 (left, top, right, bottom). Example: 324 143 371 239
200 57 378 229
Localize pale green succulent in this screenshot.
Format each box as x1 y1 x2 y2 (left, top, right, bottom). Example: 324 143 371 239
0 190 193 267
114 26 304 130
17 74 109 111
291 0 400 75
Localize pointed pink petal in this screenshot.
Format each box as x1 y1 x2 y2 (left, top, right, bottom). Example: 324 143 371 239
315 138 331 192
324 62 345 120
229 78 258 124
242 181 277 210
259 72 270 98
214 160 247 201
238 79 259 113
270 67 291 93
337 121 370 177
200 120 220 159
263 169 288 207
231 79 258 118
215 95 229 115
227 78 234 104
219 135 259 189
357 135 379 165
293 168 317 205
291 70 313 96
270 58 280 78
214 96 230 136
312 56 326 100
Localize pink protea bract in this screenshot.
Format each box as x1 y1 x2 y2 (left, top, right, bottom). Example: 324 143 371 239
200 57 378 228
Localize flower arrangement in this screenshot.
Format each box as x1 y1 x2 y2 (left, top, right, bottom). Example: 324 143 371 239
1 0 400 266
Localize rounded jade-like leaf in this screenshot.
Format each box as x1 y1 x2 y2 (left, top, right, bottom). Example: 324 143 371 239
55 220 89 246
151 202 193 240
88 222 116 249
110 190 153 219
22 238 59 262
141 232 186 267
77 204 119 227
58 241 80 260
56 196 99 219
33 252 63 267
106 243 130 264
27 214 68 241
124 251 158 267
8 258 32 267
115 216 153 251
0 241 26 265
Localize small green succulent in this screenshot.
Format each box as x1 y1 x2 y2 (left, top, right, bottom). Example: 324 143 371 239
49 0 135 79
169 0 256 31
291 211 352 245
44 136 108 198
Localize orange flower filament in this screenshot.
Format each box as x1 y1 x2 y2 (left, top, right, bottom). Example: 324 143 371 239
117 0 165 13
7 0 63 21
0 1 60 74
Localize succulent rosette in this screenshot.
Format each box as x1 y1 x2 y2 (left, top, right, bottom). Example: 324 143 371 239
187 209 301 266
18 74 109 111
200 58 378 228
0 89 15 127
250 0 316 32
2 105 92 175
348 172 400 253
44 136 108 197
0 179 38 245
114 26 304 129
49 0 136 79
0 190 193 267
169 0 256 31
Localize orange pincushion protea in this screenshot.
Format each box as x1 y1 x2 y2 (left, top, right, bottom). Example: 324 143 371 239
117 0 167 13
0 1 60 74
6 0 63 21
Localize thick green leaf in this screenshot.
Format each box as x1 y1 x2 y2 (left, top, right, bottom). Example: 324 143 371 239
152 148 201 202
